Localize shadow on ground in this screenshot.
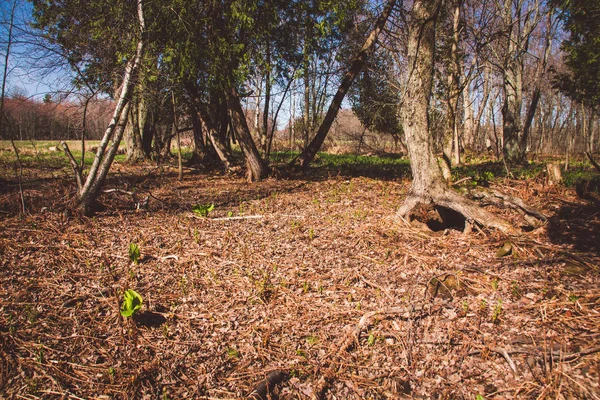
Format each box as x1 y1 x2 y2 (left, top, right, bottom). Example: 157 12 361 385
547 200 600 256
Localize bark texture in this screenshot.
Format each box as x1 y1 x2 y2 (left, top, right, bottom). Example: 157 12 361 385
77 0 146 214
397 0 516 235
226 87 269 181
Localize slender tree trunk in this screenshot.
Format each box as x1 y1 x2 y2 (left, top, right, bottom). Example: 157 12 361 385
443 0 462 168
397 0 515 234
172 91 183 180
261 43 271 154
292 0 397 169
226 87 269 181
77 0 146 214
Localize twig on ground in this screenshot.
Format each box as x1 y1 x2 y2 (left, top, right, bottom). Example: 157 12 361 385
452 176 473 186
312 304 426 400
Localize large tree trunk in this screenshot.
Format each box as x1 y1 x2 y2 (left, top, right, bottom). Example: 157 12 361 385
502 61 524 163
291 0 397 169
125 100 145 162
197 100 234 170
397 0 515 235
226 87 269 181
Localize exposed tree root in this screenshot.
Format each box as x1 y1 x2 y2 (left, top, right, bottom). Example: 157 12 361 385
469 188 547 222
397 186 519 235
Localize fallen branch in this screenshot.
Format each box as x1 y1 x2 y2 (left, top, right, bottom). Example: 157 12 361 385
452 176 473 187
207 215 264 221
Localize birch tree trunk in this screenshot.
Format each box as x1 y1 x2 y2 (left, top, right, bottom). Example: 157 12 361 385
77 0 146 214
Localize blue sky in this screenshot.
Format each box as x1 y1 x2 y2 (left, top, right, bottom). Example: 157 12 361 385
0 0 73 100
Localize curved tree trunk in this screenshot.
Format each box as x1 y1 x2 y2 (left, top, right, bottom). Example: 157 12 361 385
226 87 269 181
397 0 516 235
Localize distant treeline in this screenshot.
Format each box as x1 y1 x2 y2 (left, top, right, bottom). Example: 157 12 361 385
1 95 114 141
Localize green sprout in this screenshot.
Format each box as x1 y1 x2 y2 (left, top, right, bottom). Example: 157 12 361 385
120 289 143 318
193 203 214 217
492 299 502 323
128 243 140 265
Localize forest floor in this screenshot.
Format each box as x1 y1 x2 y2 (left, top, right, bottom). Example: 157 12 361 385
0 149 599 399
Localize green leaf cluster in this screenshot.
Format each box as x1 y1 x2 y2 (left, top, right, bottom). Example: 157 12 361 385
128 243 140 265
552 0 600 106
192 203 214 217
120 289 143 318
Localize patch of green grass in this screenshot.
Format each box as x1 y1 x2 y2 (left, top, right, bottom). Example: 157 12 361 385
563 168 600 189
0 140 127 171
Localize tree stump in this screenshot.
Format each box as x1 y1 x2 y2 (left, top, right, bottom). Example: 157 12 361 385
546 163 562 185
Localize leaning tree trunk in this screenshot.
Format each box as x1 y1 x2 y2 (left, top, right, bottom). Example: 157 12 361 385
76 0 146 214
292 0 397 169
226 87 269 181
397 0 515 235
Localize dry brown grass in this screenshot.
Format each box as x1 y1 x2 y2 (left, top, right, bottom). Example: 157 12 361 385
0 161 598 399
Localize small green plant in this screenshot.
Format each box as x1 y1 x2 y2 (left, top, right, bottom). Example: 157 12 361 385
367 333 376 346
227 211 234 218
568 293 579 303
295 349 307 358
480 299 487 311
476 395 485 400
128 243 140 264
462 300 469 314
302 281 310 293
120 289 143 318
308 228 315 240
108 367 116 383
192 203 214 217
492 299 502 323
36 345 44 364
306 335 318 345
491 277 499 290
226 346 240 359
24 304 39 323
180 275 188 296
510 281 522 300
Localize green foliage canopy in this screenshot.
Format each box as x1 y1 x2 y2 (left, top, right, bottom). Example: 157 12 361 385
553 0 600 108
